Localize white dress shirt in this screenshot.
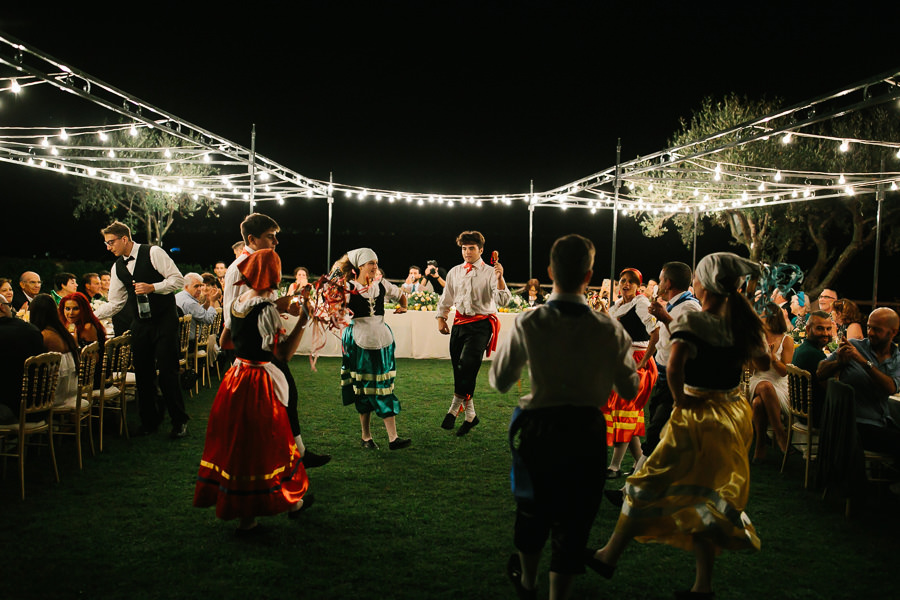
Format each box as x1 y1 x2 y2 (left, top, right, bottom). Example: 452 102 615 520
222 247 253 330
437 259 511 319
490 293 639 410
94 242 184 320
655 291 701 368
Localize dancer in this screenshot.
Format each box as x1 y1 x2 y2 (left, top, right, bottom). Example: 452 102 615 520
436 230 510 435
194 249 313 535
220 213 330 468
586 252 767 599
604 268 659 477
334 248 411 450
491 234 639 600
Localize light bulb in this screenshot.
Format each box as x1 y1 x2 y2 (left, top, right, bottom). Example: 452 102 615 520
59 128 68 141
839 140 850 152
130 124 138 137
838 174 846 184
774 171 782 182
782 132 792 144
11 79 21 94
98 131 108 142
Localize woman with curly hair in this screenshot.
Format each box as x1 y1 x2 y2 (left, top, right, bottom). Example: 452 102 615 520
59 292 106 349
832 298 865 341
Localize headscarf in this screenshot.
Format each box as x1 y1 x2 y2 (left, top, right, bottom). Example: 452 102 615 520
239 248 282 291
695 252 760 296
347 248 378 269
795 291 806 307
619 268 642 285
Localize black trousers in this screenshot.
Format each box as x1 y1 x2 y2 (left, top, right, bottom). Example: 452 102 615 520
641 373 674 457
131 313 187 430
272 357 301 437
514 406 607 574
449 319 492 399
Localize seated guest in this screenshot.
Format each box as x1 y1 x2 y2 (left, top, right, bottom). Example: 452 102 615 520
231 240 245 259
832 299 865 340
98 270 111 301
50 272 78 305
12 270 42 312
519 278 546 307
791 311 834 428
176 272 220 340
29 294 79 407
749 302 793 461
817 307 900 460
0 277 14 305
287 266 311 295
0 294 45 423
59 292 106 348
401 265 434 293
200 273 223 308
645 279 658 299
789 291 809 330
374 268 385 283
79 272 103 300
815 288 838 314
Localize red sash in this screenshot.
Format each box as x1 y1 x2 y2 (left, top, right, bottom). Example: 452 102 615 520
453 313 501 357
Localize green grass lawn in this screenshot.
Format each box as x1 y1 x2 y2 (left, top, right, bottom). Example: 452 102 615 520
1 357 898 599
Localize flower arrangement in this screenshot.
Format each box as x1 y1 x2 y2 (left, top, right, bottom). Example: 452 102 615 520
499 294 528 313
407 290 441 311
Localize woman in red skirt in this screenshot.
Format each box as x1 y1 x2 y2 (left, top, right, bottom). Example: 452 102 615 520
604 268 659 478
194 248 313 536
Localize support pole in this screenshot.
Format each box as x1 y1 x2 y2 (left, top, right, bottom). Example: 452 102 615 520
327 172 334 271
249 124 256 214
610 139 621 291
872 157 885 307
528 179 534 280
692 208 699 272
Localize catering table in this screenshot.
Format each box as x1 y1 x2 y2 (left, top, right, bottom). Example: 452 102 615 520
292 309 520 360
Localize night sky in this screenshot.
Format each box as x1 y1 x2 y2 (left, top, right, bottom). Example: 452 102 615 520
1 3 897 296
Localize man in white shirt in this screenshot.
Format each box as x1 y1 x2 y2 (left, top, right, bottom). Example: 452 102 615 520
401 265 434 294
94 221 188 438
436 230 510 435
220 213 330 469
490 234 639 600
175 272 220 340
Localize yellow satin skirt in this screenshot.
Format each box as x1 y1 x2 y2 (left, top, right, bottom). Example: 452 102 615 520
617 385 761 553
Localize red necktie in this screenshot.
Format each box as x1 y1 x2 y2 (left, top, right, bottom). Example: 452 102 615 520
464 263 474 273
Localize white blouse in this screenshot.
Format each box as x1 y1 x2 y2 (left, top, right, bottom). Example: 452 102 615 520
609 294 658 348
348 279 404 350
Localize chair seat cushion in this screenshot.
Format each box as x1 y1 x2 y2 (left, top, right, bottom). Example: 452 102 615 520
59 396 92 412
93 386 121 398
0 420 47 432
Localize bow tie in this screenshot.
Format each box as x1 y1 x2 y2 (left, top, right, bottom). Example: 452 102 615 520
124 256 135 263
464 263 475 273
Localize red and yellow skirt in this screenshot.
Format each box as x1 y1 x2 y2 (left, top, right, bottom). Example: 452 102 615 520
603 348 658 445
194 360 309 520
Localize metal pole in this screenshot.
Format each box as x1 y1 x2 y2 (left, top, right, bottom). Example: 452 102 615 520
528 179 534 280
327 172 334 271
610 139 621 291
249 124 256 214
872 157 885 307
692 208 699 272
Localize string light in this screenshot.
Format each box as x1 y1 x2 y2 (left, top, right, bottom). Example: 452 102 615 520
839 140 850 152
130 124 138 137
10 79 20 94
782 132 792 144
98 131 108 142
774 171 782 182
59 128 68 141
838 174 846 184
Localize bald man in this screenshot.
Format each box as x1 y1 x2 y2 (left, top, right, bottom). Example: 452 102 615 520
12 271 42 311
818 307 900 459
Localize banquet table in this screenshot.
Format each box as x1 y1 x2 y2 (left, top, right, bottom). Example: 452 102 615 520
291 309 520 360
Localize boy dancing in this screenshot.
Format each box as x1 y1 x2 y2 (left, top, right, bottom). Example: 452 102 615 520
490 234 639 599
436 230 510 435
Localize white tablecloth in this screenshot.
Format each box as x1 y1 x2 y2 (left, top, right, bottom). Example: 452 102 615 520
291 309 520 360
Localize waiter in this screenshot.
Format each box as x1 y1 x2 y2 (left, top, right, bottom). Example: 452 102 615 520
94 220 188 438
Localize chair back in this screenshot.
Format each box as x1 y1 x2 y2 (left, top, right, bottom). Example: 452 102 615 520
21 352 62 417
101 334 132 388
77 342 100 399
786 364 813 420
178 315 192 360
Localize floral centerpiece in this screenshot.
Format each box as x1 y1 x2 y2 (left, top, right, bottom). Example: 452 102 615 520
500 293 528 313
407 290 440 311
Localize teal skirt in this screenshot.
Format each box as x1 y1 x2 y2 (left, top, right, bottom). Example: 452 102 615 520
341 324 401 418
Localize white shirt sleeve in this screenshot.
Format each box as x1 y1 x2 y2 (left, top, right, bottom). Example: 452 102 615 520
93 263 127 320
148 246 184 294
489 314 527 393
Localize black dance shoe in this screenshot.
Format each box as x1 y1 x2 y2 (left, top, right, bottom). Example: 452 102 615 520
389 437 411 450
456 416 480 436
302 451 332 468
583 549 615 579
506 553 537 600
288 493 316 519
440 413 457 430
361 439 379 449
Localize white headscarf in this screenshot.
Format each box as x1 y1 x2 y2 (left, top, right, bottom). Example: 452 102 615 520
695 252 760 295
347 248 378 269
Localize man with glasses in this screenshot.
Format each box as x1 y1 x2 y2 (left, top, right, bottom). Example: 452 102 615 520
816 289 838 315
94 221 188 439
12 271 42 312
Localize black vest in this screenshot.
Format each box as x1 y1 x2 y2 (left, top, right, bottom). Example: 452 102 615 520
617 304 650 342
114 244 177 327
347 282 385 319
231 302 273 362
